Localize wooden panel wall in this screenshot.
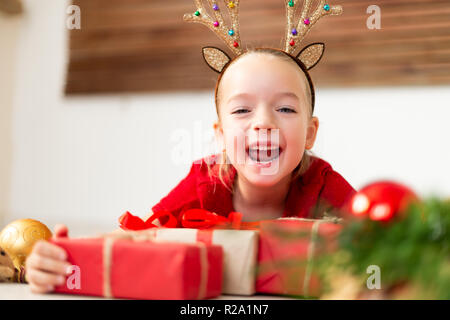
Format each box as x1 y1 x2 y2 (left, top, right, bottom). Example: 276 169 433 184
66 0 450 94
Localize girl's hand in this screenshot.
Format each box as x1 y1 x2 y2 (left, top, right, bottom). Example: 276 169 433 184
25 224 72 294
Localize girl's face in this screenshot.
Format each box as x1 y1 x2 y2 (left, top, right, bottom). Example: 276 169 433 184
215 53 319 187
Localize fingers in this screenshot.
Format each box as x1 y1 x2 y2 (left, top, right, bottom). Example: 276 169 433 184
26 268 65 289
26 232 72 295
26 254 71 276
53 224 69 238
32 240 67 261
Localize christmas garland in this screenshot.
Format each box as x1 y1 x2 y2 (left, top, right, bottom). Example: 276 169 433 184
318 197 450 299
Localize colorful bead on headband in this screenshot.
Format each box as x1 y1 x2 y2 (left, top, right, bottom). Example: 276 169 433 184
183 0 343 73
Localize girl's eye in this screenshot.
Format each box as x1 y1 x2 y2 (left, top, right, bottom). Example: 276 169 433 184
278 107 296 113
232 108 249 114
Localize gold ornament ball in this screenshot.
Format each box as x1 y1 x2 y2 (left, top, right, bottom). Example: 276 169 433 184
0 219 52 270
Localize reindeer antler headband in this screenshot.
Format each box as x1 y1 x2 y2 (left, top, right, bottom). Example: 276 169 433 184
184 0 343 110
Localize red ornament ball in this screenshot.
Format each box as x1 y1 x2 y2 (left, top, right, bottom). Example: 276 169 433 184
345 180 419 222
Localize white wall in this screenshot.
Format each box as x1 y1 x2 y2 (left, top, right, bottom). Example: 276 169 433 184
2 0 450 236
0 11 21 227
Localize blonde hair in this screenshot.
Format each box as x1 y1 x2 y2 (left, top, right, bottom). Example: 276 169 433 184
207 48 315 193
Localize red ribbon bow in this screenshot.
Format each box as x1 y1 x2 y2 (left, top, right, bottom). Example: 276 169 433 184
119 209 243 230
118 210 177 231
181 209 243 230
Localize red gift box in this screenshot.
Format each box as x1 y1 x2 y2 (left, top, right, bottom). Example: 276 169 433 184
50 234 223 300
255 218 342 298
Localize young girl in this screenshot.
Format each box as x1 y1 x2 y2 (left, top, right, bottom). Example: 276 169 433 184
25 47 356 293
152 48 355 225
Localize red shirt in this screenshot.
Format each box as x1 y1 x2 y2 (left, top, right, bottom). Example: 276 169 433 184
151 154 356 225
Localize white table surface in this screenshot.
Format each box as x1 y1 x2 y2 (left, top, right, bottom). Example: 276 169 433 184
0 283 295 300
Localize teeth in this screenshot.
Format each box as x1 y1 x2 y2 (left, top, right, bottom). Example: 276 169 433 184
248 147 280 163
249 147 279 151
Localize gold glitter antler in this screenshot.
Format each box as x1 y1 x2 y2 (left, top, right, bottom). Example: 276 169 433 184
184 0 243 56
284 0 343 55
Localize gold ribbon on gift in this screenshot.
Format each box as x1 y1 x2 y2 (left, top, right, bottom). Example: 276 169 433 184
303 219 324 297
273 217 342 297
100 230 209 299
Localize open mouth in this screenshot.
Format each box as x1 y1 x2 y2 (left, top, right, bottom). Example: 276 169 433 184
246 146 282 164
